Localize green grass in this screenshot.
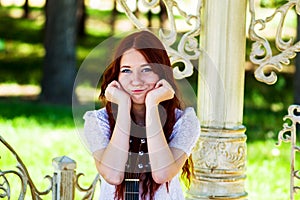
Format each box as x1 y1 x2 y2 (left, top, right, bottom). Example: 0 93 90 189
246 140 294 200
0 98 299 200
0 8 44 84
0 99 99 199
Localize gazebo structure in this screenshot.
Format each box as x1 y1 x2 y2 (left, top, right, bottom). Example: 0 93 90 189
117 0 300 199
118 0 247 199
1 0 300 199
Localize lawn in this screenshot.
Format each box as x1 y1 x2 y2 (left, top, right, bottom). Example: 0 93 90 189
0 4 300 200
0 98 298 199
0 100 100 199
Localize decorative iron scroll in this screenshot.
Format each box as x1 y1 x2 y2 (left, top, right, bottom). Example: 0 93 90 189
0 134 100 200
0 135 52 200
277 105 300 200
117 0 202 79
76 173 100 200
248 0 300 84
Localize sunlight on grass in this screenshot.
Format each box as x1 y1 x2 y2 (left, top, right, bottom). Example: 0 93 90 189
246 140 291 200
0 83 40 96
0 114 99 199
0 101 299 199
0 41 44 61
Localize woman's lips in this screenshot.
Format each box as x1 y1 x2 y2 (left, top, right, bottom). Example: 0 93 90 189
132 89 144 93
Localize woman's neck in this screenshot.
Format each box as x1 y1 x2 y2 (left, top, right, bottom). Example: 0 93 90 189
131 104 146 126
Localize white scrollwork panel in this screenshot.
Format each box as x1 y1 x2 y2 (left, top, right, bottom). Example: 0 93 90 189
0 135 53 199
117 0 202 79
248 0 300 84
277 105 300 200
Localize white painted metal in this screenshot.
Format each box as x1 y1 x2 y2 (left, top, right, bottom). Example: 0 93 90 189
277 105 300 200
186 0 248 198
52 156 76 200
117 0 248 199
249 0 300 85
117 0 202 80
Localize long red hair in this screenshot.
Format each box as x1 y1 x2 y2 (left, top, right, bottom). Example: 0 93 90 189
99 30 194 200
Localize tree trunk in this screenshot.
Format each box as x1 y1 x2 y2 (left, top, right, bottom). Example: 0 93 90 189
110 0 118 35
22 0 29 18
41 0 78 105
294 15 300 105
77 0 86 37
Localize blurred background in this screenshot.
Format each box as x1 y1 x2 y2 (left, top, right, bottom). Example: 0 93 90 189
0 0 299 199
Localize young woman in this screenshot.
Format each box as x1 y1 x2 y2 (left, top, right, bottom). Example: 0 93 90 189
83 30 200 200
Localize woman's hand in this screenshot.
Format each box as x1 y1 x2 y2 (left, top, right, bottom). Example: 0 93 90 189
145 79 175 106
105 80 131 106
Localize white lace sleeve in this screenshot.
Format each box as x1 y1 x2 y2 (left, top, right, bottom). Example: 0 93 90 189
169 107 200 156
82 108 111 154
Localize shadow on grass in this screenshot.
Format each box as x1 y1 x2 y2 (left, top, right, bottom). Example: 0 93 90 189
0 97 75 128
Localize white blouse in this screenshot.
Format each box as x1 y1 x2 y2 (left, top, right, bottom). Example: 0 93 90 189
83 107 200 200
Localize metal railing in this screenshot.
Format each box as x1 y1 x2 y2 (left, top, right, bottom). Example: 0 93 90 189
0 135 100 200
277 105 300 200
248 1 300 199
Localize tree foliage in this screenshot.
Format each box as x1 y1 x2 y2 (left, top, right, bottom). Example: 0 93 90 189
260 0 287 8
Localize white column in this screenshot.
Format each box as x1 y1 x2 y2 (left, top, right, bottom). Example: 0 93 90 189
186 0 248 199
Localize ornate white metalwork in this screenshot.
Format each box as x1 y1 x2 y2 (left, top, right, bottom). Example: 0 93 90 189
248 0 300 84
76 173 100 200
0 135 52 199
0 135 100 200
277 105 300 200
117 0 202 79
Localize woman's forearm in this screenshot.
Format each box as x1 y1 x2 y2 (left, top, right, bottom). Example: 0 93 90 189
146 105 181 183
96 103 131 184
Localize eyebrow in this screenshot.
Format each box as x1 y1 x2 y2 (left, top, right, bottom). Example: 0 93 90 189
120 64 151 68
140 64 152 67
120 65 131 69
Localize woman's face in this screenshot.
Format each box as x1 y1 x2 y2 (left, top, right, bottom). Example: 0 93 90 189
118 48 160 105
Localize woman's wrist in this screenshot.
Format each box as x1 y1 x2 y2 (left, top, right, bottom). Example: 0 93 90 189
118 96 131 108
145 104 163 138
145 97 158 108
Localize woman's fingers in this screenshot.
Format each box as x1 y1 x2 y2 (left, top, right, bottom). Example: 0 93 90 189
154 80 163 89
156 79 175 94
105 81 130 106
109 80 120 88
146 79 175 105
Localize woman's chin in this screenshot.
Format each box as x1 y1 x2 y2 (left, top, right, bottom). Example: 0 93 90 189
131 98 146 105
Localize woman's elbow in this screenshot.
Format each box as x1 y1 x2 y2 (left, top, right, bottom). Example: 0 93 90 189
99 170 124 185
104 174 124 185
151 164 180 184
95 163 124 185
151 171 173 184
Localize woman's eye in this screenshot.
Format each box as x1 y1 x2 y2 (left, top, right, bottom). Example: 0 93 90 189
142 67 152 72
120 68 131 73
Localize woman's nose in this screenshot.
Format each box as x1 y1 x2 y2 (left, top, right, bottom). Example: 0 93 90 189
131 72 143 85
